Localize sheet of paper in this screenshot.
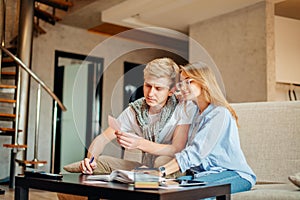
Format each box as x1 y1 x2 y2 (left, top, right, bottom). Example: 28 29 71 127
86 174 110 181
83 180 108 184
108 115 121 131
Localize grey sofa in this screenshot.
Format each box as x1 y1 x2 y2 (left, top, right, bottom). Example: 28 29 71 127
63 101 300 199
122 101 300 199
231 101 300 199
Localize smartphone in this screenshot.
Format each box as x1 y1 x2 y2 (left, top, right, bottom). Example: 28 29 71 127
176 179 206 187
24 170 63 180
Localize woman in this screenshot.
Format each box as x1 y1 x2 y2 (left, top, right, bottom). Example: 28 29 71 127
158 61 256 193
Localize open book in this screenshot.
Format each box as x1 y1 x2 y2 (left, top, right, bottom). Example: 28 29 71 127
86 170 134 184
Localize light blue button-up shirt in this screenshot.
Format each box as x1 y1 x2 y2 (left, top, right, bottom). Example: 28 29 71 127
175 103 256 187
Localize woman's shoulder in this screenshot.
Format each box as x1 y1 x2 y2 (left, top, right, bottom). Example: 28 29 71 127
213 105 228 112
208 105 232 119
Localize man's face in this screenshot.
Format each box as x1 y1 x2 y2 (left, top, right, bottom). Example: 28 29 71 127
143 76 172 109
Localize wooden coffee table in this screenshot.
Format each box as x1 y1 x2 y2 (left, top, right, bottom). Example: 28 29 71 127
15 173 230 200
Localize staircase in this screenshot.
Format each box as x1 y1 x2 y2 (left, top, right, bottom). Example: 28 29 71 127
0 0 70 188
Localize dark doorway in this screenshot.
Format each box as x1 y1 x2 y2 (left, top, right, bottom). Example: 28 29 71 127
123 62 145 109
53 50 103 173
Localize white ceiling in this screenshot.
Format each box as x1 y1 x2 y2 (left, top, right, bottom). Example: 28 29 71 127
102 0 266 33
60 0 298 37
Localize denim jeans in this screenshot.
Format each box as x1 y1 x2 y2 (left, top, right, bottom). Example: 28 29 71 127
178 170 252 194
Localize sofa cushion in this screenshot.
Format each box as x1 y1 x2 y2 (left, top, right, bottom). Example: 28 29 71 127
232 183 300 200
231 101 300 183
289 172 300 188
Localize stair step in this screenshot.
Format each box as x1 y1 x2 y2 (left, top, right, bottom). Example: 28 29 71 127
2 57 14 62
0 128 15 136
1 47 17 57
0 113 16 121
1 57 16 67
0 127 21 133
34 7 61 25
36 0 73 11
0 84 17 89
1 71 16 76
0 98 16 103
3 144 27 149
0 127 15 132
5 47 17 55
16 159 47 167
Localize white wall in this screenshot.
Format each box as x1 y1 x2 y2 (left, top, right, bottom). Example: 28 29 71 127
274 16 300 101
189 1 299 102
189 1 274 103
275 16 300 85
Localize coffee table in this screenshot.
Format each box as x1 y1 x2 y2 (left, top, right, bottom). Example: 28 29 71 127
15 173 230 200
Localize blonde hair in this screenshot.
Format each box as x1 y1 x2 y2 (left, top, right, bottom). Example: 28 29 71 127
144 57 179 88
181 61 238 124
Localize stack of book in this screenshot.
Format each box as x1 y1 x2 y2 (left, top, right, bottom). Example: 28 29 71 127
86 168 161 189
134 168 160 189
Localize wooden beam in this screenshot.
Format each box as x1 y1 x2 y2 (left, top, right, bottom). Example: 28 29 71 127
88 22 131 36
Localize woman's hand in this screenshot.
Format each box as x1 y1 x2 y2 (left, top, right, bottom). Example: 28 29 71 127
115 131 143 150
79 157 97 174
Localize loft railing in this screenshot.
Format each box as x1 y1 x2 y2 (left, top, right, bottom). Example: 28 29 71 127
0 45 67 172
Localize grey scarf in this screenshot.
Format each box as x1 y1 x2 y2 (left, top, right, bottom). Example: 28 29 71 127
129 95 178 142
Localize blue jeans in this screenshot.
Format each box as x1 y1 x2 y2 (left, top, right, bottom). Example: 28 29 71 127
178 170 252 194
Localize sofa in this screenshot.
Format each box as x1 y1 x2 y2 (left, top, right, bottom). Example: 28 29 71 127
230 101 300 199
63 101 300 199
103 101 300 199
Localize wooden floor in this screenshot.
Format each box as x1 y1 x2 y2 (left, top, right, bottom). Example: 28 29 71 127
0 184 59 200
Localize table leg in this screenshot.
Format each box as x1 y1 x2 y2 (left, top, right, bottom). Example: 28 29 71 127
88 195 102 200
216 194 230 200
15 185 28 200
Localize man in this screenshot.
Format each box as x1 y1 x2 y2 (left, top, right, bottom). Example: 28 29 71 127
79 57 195 174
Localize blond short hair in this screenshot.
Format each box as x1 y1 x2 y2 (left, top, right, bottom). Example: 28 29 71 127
144 58 179 88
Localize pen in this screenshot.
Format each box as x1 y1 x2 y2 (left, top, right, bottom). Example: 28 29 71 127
89 156 94 164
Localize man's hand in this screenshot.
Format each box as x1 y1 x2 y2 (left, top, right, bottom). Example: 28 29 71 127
115 131 143 149
79 157 97 174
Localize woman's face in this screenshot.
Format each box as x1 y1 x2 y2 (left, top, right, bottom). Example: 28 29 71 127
176 74 201 101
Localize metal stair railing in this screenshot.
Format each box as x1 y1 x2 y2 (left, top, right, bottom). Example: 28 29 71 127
0 0 6 81
1 46 66 111
0 45 67 172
